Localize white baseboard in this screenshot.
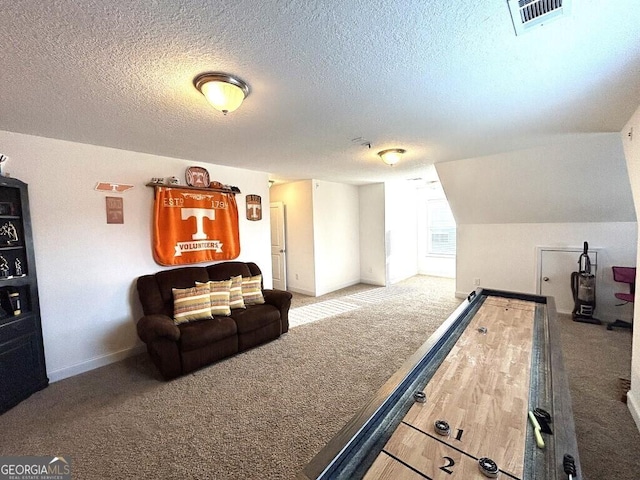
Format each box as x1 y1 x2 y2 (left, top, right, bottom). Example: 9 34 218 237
287 286 316 296
627 388 640 433
357 277 385 287
47 344 147 383
315 279 362 297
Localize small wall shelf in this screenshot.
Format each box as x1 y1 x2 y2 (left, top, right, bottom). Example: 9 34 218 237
145 183 241 195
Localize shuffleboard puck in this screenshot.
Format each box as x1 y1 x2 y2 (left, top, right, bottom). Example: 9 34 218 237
478 457 499 478
563 454 576 480
413 391 426 403
434 420 450 436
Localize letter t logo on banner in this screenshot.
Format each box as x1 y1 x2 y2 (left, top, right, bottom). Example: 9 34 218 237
181 208 216 240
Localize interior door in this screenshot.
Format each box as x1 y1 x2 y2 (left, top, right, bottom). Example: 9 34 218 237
538 248 597 314
270 202 287 290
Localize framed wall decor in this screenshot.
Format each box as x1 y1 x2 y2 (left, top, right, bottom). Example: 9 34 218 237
246 194 262 221
185 166 210 188
106 197 124 224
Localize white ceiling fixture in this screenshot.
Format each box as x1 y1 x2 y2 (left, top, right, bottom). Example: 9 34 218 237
378 149 406 166
507 0 572 36
193 72 250 115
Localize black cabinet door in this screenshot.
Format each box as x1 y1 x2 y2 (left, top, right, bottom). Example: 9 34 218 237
0 334 48 411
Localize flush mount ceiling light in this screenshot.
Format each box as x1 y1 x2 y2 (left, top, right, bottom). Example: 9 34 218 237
193 72 250 115
378 148 406 166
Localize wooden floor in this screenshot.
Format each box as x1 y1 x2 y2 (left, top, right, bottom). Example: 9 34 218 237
364 296 537 480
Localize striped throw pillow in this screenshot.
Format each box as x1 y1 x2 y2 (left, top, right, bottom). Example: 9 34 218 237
197 279 232 317
172 285 213 324
241 274 265 305
229 275 246 310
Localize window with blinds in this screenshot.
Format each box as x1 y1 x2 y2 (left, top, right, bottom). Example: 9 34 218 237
427 198 456 255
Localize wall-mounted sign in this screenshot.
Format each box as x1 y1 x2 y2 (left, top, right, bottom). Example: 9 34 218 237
95 182 134 193
106 197 124 224
246 194 262 221
185 166 210 187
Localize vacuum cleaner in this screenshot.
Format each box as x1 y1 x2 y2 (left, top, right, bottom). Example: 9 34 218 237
571 241 601 324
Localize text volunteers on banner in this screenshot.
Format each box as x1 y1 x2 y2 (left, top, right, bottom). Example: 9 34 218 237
152 187 240 265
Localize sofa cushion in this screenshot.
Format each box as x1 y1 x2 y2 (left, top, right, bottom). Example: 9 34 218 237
179 316 237 351
158 267 210 301
229 275 246 310
242 274 265 305
142 267 211 317
206 262 252 281
231 304 280 333
197 279 232 316
172 285 212 324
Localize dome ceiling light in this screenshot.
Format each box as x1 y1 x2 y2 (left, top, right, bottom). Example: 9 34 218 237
378 148 406 166
193 72 250 115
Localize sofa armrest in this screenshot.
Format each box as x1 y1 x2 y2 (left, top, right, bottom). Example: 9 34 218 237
263 289 292 309
263 289 293 334
137 314 180 344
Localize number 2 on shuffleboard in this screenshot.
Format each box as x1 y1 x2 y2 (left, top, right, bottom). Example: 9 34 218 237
438 431 463 476
440 456 455 474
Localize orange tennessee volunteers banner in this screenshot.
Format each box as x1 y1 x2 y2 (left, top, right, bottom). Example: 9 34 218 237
153 187 240 266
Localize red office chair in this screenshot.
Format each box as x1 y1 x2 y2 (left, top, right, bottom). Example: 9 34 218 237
607 266 635 331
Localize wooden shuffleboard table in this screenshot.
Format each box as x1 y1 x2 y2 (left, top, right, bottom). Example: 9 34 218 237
299 289 581 480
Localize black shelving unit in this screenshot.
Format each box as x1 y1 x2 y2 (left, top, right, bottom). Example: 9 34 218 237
0 176 48 414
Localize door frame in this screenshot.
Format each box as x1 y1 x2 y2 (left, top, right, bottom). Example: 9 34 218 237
535 245 601 296
270 201 287 290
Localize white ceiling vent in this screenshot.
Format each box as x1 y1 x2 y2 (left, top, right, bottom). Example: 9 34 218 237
508 0 571 36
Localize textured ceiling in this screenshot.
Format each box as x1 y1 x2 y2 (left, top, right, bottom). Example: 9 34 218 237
1 0 639 185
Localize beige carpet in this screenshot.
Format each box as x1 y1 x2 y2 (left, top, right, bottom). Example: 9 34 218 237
557 311 640 479
0 276 638 479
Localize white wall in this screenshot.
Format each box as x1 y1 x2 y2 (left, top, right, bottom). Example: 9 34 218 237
312 180 360 296
385 180 419 284
456 222 637 316
269 179 361 296
621 105 640 431
272 179 427 292
272 179 425 292
268 180 316 295
438 132 637 316
0 130 272 381
359 183 386 286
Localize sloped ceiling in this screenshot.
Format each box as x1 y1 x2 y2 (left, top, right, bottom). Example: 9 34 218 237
436 133 636 224
1 1 639 186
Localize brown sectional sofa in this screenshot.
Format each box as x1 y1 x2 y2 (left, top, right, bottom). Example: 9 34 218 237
136 261 292 379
